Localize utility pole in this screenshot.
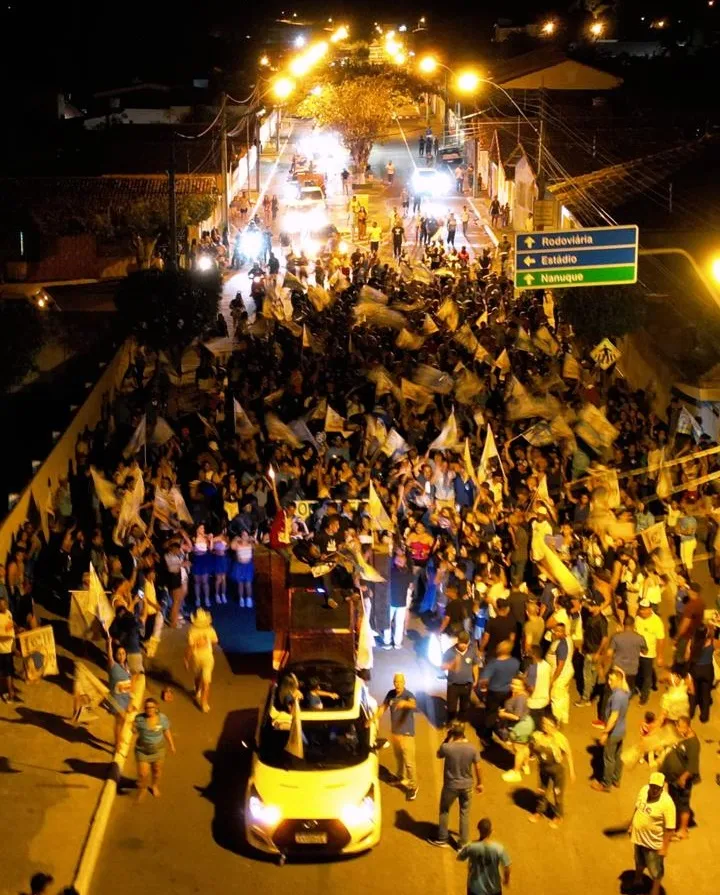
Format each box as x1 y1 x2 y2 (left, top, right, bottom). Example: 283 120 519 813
536 88 546 199
245 113 252 191
276 106 281 153
168 134 177 270
255 115 261 194
220 95 229 233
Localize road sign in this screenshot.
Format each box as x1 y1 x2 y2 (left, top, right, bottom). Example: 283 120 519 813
514 225 638 290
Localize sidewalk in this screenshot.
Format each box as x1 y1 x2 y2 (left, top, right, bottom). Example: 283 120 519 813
0 608 115 895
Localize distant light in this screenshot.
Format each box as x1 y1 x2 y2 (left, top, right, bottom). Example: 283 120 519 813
457 70 481 93
311 85 322 95
652 19 667 28
273 76 295 100
338 240 349 254
290 55 311 76
386 30 396 39
399 24 407 32
711 257 720 285
420 16 426 23
419 55 438 73
294 34 306 47
259 55 270 66
541 21 556 35
393 53 407 65
590 20 604 37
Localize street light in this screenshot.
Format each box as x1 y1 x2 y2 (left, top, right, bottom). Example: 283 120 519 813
272 77 295 100
330 25 349 43
456 70 481 94
711 257 720 285
590 20 605 37
419 55 438 73
541 21 556 35
259 55 270 66
289 55 312 76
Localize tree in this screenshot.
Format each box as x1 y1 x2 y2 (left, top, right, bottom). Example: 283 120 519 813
114 268 221 359
295 74 412 174
556 285 647 345
0 301 46 391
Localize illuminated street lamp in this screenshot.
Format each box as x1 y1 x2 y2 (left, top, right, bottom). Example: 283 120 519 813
419 54 438 73
330 25 349 43
541 21 556 35
393 52 407 65
456 70 481 93
259 55 270 66
294 35 306 48
272 77 295 100
712 257 720 285
589 20 605 37
289 55 312 76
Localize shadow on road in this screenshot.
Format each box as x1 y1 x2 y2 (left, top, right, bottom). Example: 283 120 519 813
509 786 538 815
394 808 437 842
195 708 261 858
417 692 446 730
0 708 113 752
618 869 666 894
63 756 134 792
145 663 194 704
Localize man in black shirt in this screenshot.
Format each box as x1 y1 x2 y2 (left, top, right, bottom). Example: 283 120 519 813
440 586 471 637
576 595 609 707
480 599 516 659
391 221 405 260
442 632 480 723
660 716 700 840
383 549 414 650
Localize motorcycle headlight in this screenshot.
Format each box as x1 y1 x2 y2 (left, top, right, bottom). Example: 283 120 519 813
196 254 214 271
248 786 282 827
241 231 263 257
341 787 375 827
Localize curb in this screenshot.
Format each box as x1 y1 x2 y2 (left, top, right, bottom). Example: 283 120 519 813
72 675 146 895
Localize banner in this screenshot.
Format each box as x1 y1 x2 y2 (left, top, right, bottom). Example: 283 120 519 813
18 625 58 681
73 661 112 713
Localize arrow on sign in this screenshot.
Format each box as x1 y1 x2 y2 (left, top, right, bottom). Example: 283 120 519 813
523 256 536 267
523 273 535 285
524 236 535 248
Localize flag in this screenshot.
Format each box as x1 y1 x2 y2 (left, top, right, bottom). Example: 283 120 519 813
113 473 145 545
196 412 219 440
562 353 581 380
640 521 670 556
575 404 619 453
589 467 621 508
477 425 500 482
532 326 559 357
515 326 533 353
310 398 328 420
153 488 173 526
360 285 389 304
325 406 347 433
89 563 113 630
73 661 111 712
396 329 426 350
123 415 146 458
356 598 375 672
170 486 193 524
412 364 453 395
289 419 319 449
473 408 485 428
676 406 703 441
429 410 460 451
538 543 584 597
264 388 285 407
234 399 256 437
476 309 489 328
381 428 409 458
368 482 393 530
90 467 118 508
494 349 511 373
266 413 302 448
454 323 479 354
455 368 484 405
656 459 672 500
354 302 407 330
523 422 555 447
285 697 305 759
437 297 460 331
422 314 439 335
302 324 324 354
283 270 305 292
474 343 493 365
463 438 477 484
150 417 175 446
550 415 575 443
401 378 433 410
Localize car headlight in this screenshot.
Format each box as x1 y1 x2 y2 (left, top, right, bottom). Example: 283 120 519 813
307 208 327 230
248 786 282 827
341 787 375 827
283 211 301 232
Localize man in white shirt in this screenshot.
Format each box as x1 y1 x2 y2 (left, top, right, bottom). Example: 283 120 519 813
630 772 676 895
635 600 665 705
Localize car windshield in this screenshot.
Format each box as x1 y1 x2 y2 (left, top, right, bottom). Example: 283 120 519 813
258 716 371 770
301 188 323 201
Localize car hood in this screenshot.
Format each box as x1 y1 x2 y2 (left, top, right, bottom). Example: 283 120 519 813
251 755 377 816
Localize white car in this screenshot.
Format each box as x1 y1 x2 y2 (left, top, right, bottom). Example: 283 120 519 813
282 186 328 235
244 659 381 860
412 167 451 198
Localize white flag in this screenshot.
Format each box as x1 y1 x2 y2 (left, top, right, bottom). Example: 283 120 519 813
285 697 305 759
429 410 460 451
381 428 409 458
123 415 146 458
266 413 302 449
289 418 319 449
325 405 347 433
234 399 256 436
150 417 175 446
477 424 500 482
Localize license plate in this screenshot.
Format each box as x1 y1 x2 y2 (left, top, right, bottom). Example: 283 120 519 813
295 832 328 844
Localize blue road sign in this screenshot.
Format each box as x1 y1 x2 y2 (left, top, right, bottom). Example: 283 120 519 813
514 224 639 290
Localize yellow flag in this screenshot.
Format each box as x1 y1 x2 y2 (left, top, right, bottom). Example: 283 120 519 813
454 323 479 354
266 413 302 448
463 438 477 484
325 405 347 433
437 297 460 332
538 542 584 597
495 349 511 373
477 424 500 482
429 410 460 451
412 364 453 394
396 329 426 350
562 353 581 380
90 467 118 509
401 378 433 410
369 482 394 531
307 285 331 311
455 368 484 405
422 314 439 335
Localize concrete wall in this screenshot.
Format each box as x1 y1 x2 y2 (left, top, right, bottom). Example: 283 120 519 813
0 340 133 563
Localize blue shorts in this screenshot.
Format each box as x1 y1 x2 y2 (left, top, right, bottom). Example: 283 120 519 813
634 845 664 880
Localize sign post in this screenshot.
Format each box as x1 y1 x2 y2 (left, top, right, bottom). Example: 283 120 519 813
514 225 638 291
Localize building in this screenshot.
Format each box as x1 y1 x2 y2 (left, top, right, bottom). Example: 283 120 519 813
488 48 623 91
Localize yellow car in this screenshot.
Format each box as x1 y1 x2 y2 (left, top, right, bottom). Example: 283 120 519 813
244 659 381 860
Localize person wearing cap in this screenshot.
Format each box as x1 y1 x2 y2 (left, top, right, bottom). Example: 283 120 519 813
575 592 609 708
635 601 666 705
629 772 676 895
184 608 219 713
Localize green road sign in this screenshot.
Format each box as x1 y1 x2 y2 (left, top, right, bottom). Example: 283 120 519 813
515 264 637 290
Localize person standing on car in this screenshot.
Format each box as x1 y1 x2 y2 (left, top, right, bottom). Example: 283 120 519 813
428 721 483 848
377 672 419 801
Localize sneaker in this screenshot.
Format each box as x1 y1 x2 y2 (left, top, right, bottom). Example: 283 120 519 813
246 598 253 609
221 595 228 605
590 781 610 793
238 597 246 608
574 700 591 707
393 643 403 650
528 814 541 824
591 720 606 730
195 597 201 608
427 838 450 848
381 644 393 650
407 786 419 801
202 704 211 713
215 595 222 605
502 770 523 783
1 693 10 703
204 597 211 608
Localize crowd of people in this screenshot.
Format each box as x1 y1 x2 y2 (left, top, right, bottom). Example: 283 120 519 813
3 134 720 894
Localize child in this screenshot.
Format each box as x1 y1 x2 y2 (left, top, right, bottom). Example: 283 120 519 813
639 711 659 764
